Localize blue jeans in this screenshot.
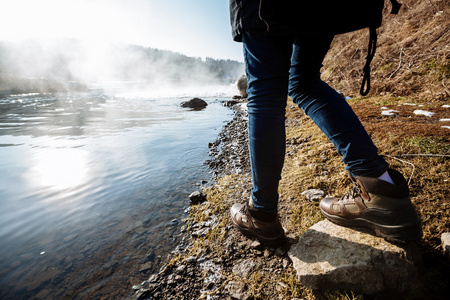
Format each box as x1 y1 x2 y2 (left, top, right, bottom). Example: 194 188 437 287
243 32 388 214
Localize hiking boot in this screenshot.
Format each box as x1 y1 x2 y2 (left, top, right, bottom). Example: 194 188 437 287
230 202 286 246
320 169 422 243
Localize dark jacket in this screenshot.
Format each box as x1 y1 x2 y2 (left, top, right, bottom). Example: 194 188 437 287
229 0 385 42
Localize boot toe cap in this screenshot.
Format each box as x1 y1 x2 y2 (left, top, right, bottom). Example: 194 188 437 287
230 203 244 219
319 197 335 213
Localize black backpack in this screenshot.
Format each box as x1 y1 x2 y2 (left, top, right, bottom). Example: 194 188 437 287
258 0 402 95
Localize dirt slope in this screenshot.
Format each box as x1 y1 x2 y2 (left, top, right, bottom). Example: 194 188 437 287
324 0 449 100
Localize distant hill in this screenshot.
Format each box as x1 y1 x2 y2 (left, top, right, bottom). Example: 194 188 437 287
0 39 244 93
323 0 449 100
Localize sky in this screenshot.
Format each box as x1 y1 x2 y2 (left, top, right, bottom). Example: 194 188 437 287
0 0 244 62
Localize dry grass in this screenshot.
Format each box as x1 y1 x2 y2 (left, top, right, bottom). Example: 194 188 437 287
282 96 450 245
279 96 450 298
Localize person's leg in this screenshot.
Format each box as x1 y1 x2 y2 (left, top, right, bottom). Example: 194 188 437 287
244 32 293 214
287 34 421 242
288 34 388 177
230 32 292 245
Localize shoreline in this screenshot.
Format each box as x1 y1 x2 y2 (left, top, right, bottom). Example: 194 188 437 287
130 100 281 300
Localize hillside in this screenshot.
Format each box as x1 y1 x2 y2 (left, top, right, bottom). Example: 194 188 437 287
324 0 449 101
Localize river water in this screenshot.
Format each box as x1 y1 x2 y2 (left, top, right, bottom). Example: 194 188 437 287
0 85 236 299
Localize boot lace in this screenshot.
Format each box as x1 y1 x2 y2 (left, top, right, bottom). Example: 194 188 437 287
341 182 362 202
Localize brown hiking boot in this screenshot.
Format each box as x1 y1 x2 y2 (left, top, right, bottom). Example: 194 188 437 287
230 202 286 246
320 169 422 243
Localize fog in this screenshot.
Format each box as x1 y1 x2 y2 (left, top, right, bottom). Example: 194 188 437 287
0 38 244 94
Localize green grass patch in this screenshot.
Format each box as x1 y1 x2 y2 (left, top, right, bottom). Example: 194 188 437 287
419 59 450 81
404 136 450 155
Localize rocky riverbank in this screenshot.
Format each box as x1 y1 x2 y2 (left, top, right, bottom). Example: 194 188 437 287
131 100 271 300
131 95 450 300
131 101 302 300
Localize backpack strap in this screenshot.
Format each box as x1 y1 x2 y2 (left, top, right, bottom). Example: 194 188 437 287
360 0 401 96
360 27 377 96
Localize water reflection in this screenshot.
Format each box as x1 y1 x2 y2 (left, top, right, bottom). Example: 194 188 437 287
25 148 90 190
0 90 232 299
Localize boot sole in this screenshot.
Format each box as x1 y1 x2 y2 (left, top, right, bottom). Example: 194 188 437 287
320 208 422 243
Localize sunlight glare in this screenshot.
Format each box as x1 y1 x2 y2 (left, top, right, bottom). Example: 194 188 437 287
25 148 90 190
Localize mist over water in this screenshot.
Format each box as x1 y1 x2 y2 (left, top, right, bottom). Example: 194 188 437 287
0 38 244 94
0 81 239 298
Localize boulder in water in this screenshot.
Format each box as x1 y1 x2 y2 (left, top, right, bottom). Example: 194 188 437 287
180 98 207 110
236 75 248 98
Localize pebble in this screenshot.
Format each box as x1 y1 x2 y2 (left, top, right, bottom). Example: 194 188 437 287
187 256 197 263
232 259 259 278
139 262 153 272
189 191 207 205
238 241 248 249
275 247 287 257
250 240 261 249
282 258 290 268
301 189 325 202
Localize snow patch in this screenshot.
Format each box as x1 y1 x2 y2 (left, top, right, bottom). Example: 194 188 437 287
382 109 399 116
413 110 435 117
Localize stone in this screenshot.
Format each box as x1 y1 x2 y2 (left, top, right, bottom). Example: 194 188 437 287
223 100 239 107
147 274 158 283
238 241 249 249
250 240 261 249
288 220 421 296
139 262 153 272
187 256 197 263
180 97 207 109
275 247 287 257
175 264 186 274
134 226 146 235
441 232 450 259
135 288 150 300
145 250 156 262
232 259 259 278
225 280 249 300
189 190 207 204
236 74 248 98
301 189 325 202
192 227 210 237
282 258 290 268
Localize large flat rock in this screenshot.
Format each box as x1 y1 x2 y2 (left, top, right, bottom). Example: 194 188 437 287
288 220 422 295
